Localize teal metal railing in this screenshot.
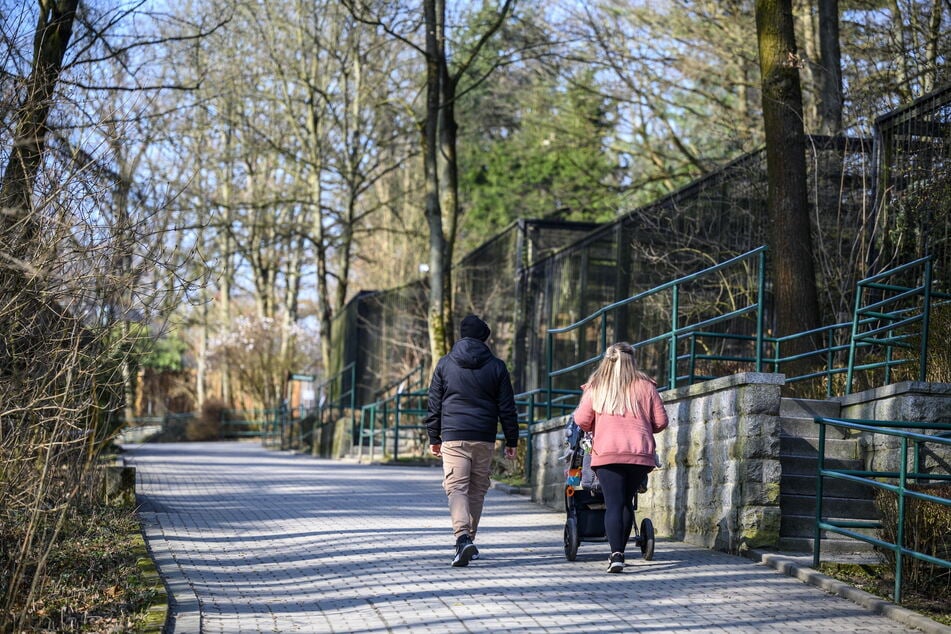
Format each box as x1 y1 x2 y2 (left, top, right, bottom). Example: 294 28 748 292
846 256 944 393
513 388 581 480
356 386 429 462
221 408 277 440
529 250 945 422
544 246 768 418
356 365 548 467
373 363 428 401
355 363 430 461
813 416 951 603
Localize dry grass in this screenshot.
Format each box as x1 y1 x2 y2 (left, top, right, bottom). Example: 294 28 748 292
820 561 951 626
2 505 159 633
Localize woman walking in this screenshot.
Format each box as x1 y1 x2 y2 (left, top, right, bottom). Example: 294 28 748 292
573 342 669 573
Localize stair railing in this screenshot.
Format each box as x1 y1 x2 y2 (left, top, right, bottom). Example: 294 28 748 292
813 416 951 603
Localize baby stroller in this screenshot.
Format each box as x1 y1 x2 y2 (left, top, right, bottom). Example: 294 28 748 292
562 416 655 561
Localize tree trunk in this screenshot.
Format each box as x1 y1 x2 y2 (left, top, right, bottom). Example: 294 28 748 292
423 0 450 367
311 166 334 374
423 0 513 363
816 0 843 135
889 0 913 101
0 0 78 251
794 0 820 133
755 0 821 354
437 52 458 352
197 295 209 407
218 112 235 406
923 0 942 93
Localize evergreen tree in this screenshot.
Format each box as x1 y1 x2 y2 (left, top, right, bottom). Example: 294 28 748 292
458 68 623 250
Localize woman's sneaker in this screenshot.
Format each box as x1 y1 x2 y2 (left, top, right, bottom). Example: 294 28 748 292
452 535 478 567
607 552 625 573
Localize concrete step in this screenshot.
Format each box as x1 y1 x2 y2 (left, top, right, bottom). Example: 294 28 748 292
779 493 877 518
781 473 874 498
779 416 855 439
781 513 880 538
780 435 860 460
778 536 877 556
780 455 863 476
779 397 842 421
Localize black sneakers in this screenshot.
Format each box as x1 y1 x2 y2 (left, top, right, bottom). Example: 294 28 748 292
607 551 625 573
452 535 478 567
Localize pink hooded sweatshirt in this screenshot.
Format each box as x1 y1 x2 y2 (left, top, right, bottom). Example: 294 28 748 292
573 378 669 468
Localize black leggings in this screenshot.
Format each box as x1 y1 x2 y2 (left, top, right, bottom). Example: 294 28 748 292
594 463 651 554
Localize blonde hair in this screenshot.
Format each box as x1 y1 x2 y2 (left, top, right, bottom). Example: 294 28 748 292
586 342 652 416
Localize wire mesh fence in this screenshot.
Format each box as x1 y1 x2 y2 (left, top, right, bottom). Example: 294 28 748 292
331 84 950 407
873 83 951 292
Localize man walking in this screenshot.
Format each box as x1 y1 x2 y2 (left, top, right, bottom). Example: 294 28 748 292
426 314 519 567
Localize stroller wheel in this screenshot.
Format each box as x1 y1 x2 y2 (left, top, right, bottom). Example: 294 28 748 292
564 517 580 561
639 517 655 560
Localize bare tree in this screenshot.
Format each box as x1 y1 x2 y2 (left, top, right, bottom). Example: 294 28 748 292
562 0 764 205
0 3 221 627
345 0 516 364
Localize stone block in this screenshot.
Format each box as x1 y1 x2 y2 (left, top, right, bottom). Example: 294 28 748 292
103 465 136 507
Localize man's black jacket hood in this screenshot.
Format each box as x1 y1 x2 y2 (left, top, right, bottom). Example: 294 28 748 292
448 337 494 369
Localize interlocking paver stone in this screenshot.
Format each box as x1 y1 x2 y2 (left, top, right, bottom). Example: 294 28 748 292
124 441 923 633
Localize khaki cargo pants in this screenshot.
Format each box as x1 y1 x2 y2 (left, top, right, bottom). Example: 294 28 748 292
440 440 494 540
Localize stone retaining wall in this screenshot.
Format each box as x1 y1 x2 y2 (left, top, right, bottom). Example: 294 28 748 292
529 373 785 553
837 382 951 475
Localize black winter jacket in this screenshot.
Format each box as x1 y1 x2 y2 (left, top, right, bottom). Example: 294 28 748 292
425 338 519 447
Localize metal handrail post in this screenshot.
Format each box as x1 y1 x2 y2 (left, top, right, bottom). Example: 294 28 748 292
546 330 554 420
669 284 679 390
381 399 389 460
813 419 826 568
600 312 608 354
755 249 766 372
886 326 896 384
846 283 863 395
895 436 908 603
369 405 377 463
525 394 536 481
350 362 357 440
919 259 933 381
357 407 366 461
394 393 401 462
826 328 835 398
770 336 779 376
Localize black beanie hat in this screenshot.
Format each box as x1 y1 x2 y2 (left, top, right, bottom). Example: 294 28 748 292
460 314 490 341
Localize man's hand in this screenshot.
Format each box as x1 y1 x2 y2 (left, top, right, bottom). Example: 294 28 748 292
504 445 516 460
430 443 442 457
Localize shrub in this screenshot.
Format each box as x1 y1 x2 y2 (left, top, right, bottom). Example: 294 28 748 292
874 483 951 594
186 399 226 441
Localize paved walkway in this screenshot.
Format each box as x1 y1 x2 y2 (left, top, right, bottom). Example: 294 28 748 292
124 441 931 633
